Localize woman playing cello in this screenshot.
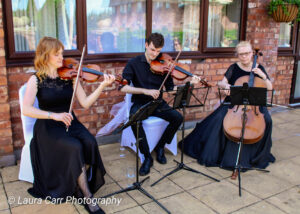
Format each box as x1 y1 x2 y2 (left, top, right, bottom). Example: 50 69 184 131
179 41 275 171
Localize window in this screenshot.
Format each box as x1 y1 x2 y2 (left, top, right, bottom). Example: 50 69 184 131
12 0 76 52
152 0 201 52
279 23 292 47
207 0 241 47
278 21 296 56
86 0 146 54
4 0 248 66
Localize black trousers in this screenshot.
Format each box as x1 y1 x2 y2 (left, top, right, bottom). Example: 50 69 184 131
130 100 183 158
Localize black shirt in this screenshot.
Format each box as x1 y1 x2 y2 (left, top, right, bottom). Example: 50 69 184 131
122 54 174 104
225 63 269 85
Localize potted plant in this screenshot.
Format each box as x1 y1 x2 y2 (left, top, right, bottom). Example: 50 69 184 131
268 0 300 22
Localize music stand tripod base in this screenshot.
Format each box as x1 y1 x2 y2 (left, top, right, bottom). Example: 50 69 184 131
151 82 220 187
101 100 171 214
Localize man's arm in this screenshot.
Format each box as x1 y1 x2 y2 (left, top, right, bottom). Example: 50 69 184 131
121 85 160 99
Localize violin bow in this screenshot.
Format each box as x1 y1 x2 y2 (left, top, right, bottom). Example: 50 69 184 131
158 50 182 92
66 45 86 132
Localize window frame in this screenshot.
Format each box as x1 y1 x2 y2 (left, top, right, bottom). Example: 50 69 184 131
3 0 248 67
278 21 298 57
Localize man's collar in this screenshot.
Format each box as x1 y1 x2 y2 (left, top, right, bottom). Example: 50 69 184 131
141 54 148 63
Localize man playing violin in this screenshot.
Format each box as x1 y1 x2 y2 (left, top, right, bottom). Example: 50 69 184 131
120 33 201 176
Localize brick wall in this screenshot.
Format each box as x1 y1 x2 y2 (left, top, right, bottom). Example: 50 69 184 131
1 0 296 166
0 1 14 167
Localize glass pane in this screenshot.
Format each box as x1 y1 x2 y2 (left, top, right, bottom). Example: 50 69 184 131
207 0 241 47
279 23 292 47
294 61 300 98
86 0 146 54
152 0 201 52
12 0 76 52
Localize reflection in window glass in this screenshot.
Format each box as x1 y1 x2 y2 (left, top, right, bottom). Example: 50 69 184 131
152 0 200 52
279 23 292 47
86 0 146 54
207 0 241 47
12 0 76 52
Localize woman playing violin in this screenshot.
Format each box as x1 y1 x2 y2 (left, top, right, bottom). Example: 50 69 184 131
179 41 275 171
120 33 202 176
22 37 115 214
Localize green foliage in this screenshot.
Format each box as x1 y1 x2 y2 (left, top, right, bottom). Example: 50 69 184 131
268 0 300 21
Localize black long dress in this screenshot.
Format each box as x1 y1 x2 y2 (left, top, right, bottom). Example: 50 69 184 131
180 63 275 169
28 74 106 200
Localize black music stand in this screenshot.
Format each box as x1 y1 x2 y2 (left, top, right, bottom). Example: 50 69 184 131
225 83 270 197
102 99 171 214
151 82 220 187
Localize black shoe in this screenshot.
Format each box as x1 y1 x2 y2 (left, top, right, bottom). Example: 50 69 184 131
84 203 105 214
156 147 167 164
139 157 153 176
83 195 106 214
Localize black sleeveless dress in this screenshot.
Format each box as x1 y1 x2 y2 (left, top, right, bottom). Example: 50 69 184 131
179 63 275 169
28 74 106 199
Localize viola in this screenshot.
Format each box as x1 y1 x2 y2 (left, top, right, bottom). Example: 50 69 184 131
58 58 128 85
150 53 211 87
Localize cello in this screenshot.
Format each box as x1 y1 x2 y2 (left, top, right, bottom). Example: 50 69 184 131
223 48 266 144
222 49 267 179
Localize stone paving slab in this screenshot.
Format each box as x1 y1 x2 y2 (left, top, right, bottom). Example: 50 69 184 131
142 192 216 214
161 162 222 190
0 165 19 183
270 141 300 162
231 201 286 214
205 167 232 179
267 159 300 185
227 170 294 199
94 182 138 214
284 135 300 149
10 201 78 214
116 171 184 205
4 181 33 208
267 186 300 214
271 109 300 124
0 184 9 211
290 155 300 166
151 151 196 172
189 180 260 214
0 210 10 214
104 157 138 182
100 143 132 163
114 206 148 214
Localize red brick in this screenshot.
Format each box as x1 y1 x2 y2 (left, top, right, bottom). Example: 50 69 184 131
0 103 9 113
0 75 7 86
0 144 14 155
0 128 12 137
0 121 11 129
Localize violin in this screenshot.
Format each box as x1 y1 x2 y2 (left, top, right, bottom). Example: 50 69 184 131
58 58 128 85
150 53 211 87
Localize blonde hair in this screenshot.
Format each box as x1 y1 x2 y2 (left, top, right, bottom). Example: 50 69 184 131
235 41 252 53
34 37 64 80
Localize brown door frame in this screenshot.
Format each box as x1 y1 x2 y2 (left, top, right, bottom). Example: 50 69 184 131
290 22 300 104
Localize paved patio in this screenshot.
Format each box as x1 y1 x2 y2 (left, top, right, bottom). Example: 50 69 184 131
1 108 300 214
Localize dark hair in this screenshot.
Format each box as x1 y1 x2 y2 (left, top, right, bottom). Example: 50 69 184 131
146 33 164 48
